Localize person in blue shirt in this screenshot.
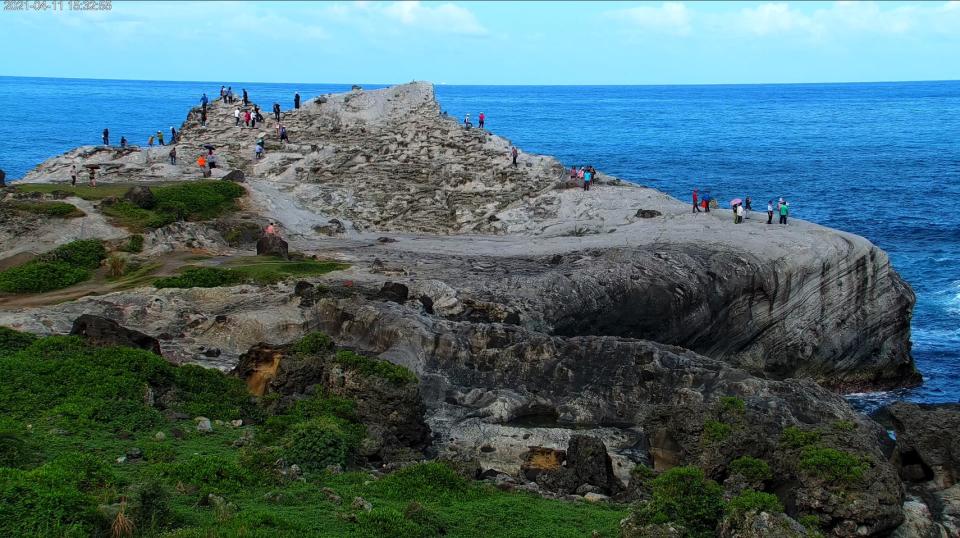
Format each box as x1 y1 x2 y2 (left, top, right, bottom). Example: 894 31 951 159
201 93 208 107
583 168 592 191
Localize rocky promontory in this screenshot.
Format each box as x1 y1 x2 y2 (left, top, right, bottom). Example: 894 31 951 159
0 82 941 537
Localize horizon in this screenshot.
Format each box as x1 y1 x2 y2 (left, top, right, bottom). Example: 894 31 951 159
2 1 958 85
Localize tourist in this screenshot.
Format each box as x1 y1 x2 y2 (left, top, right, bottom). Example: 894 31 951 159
102 128 109 145
170 126 178 143
242 88 248 106
70 164 77 187
511 146 519 167
744 197 752 219
157 130 165 146
280 125 289 144
197 154 209 177
265 222 276 235
244 110 251 127
273 102 281 122
255 143 264 161
88 167 96 187
219 85 225 100
735 203 744 224
692 189 700 213
169 146 177 165
294 92 300 109
200 108 207 127
767 200 774 224
234 107 241 126
779 200 789 225
703 194 710 213
148 135 154 147
254 105 263 123
478 112 485 128
257 135 265 149
201 93 209 107
226 87 233 103
120 136 127 148
464 114 472 128
0 168 4 188
583 167 592 191
251 112 257 129
570 165 577 179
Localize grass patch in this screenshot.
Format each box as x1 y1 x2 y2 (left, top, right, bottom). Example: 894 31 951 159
6 201 85 218
0 328 627 537
702 420 732 444
0 239 107 294
725 490 783 518
799 446 868 483
333 350 417 386
13 182 136 201
120 234 144 253
98 181 246 232
154 258 347 289
718 396 745 414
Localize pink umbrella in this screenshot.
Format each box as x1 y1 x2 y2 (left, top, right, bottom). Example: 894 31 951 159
729 198 742 206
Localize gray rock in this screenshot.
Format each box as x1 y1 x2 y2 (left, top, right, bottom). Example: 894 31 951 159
123 186 156 209
195 417 213 433
154 431 166 441
70 314 162 356
256 234 288 258
351 496 372 512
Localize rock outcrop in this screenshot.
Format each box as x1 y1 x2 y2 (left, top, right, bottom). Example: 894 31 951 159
69 314 162 355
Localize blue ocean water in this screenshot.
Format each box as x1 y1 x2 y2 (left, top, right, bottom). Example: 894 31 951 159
1 77 958 408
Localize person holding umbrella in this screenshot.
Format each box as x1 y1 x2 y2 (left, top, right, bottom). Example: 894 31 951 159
730 198 742 223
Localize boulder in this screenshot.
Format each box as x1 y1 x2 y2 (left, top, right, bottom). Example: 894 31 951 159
69 314 162 356
718 511 810 538
222 170 245 182
377 282 409 303
313 219 346 236
256 234 288 259
523 436 622 495
635 209 662 218
123 186 156 209
881 402 960 489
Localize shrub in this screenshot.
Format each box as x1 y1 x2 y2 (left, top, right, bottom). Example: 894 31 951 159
0 327 36 357
154 267 242 289
356 508 426 538
798 514 823 532
161 454 252 493
376 462 469 502
333 350 417 385
292 332 334 355
633 466 724 538
726 490 784 518
40 239 106 269
9 201 84 218
631 463 656 481
282 416 359 471
171 364 257 420
719 396 745 414
130 479 174 531
729 456 772 482
107 255 126 277
799 446 868 483
0 261 90 293
703 420 732 443
153 181 245 221
121 234 144 253
0 419 43 469
143 442 177 464
832 420 856 432
780 426 821 449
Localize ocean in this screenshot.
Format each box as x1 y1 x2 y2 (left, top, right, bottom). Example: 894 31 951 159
1 76 958 409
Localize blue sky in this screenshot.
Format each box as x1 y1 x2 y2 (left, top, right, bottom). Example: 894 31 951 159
2 1 959 85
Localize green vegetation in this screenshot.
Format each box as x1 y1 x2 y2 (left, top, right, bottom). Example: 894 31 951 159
293 331 335 355
6 201 85 218
729 456 772 483
832 420 857 432
14 182 147 201
718 396 745 414
154 258 347 289
780 426 821 449
703 420 732 443
0 328 626 537
0 239 106 293
121 234 145 253
725 490 783 518
799 446 868 483
100 181 246 231
333 350 418 386
632 466 724 538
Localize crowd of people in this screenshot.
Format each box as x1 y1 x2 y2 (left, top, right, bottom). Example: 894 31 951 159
693 189 791 225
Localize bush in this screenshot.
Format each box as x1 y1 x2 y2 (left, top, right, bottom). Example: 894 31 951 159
729 456 772 482
719 396 745 414
40 239 106 269
171 364 257 420
0 327 36 357
0 261 90 293
143 442 177 464
282 416 359 471
154 267 242 289
356 508 426 538
333 350 417 385
633 466 724 538
130 479 174 531
780 426 821 449
799 446 868 483
153 181 245 221
121 234 144 253
9 201 84 218
0 419 43 469
833 420 856 432
703 420 732 443
161 454 252 493
292 332 334 355
376 462 469 502
106 254 126 277
726 490 784 518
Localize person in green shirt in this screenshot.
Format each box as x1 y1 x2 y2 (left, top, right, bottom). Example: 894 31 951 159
779 200 789 224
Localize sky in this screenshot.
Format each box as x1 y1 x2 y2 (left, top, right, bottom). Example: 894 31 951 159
2 1 959 85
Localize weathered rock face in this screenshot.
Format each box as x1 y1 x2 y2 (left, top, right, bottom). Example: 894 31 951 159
230 341 430 463
123 185 156 209
521 435 623 495
881 403 960 490
256 234 288 258
69 314 162 355
718 511 811 538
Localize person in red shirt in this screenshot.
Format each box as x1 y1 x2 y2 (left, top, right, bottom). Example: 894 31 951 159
478 112 485 129
244 110 251 127
692 189 700 213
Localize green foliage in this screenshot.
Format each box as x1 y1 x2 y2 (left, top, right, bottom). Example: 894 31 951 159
144 442 177 464
0 418 43 469
780 426 821 448
703 420 732 443
0 327 36 357
0 261 89 293
798 514 824 532
282 417 361 472
130 478 175 531
832 420 857 432
172 364 257 420
292 331 335 355
719 396 745 414
154 267 242 289
631 463 656 481
40 239 107 269
729 456 772 482
121 234 144 253
356 507 427 538
159 454 253 493
15 182 147 201
101 200 176 231
799 446 868 483
726 490 783 518
8 201 84 217
100 181 245 231
334 350 418 386
376 462 469 502
633 466 724 538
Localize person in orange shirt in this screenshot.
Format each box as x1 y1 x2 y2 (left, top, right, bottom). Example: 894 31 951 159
197 154 208 177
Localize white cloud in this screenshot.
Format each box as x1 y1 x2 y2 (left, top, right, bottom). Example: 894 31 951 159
613 2 692 36
739 3 816 37
327 1 487 36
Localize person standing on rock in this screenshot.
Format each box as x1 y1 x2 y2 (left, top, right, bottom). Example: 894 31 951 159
197 154 207 177
102 128 109 145
511 146 519 167
583 167 592 191
464 114 472 129
148 135 154 147
244 110 251 128
200 108 207 127
201 93 209 108
273 102 281 122
157 130 165 146
279 125 289 144
169 146 177 165
692 189 700 213
171 126 178 143
70 164 77 187
234 107 241 126
767 200 774 224
745 197 752 219
219 86 225 100
294 92 300 109
779 200 789 225
478 112 485 129
265 222 276 235
251 111 257 129
255 143 264 161
735 203 744 224
242 88 249 106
